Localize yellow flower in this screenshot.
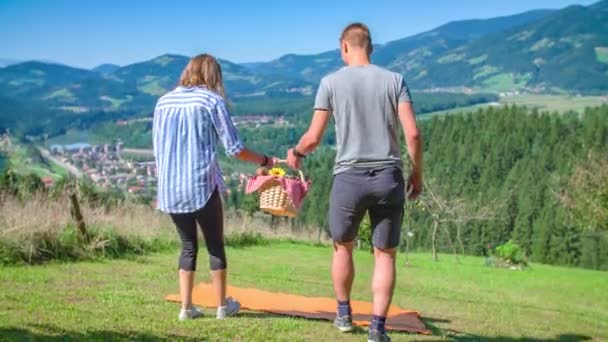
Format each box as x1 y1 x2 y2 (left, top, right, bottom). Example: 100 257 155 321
269 167 286 177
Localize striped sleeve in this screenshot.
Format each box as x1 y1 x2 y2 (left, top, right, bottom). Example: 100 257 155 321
208 99 244 156
152 106 162 159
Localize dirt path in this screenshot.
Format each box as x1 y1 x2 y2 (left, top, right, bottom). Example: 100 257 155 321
122 148 154 157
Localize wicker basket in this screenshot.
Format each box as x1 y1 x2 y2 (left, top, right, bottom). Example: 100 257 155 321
259 170 305 218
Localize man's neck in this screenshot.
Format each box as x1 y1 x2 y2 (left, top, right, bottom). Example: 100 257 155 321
347 55 371 66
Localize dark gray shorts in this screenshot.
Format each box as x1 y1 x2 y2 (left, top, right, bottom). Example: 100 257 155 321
329 166 405 249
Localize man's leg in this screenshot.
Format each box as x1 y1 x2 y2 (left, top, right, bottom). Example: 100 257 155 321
368 167 405 339
332 241 356 303
371 247 397 316
329 171 367 332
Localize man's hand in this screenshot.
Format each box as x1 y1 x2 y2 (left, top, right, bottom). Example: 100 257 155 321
407 172 423 200
286 148 302 170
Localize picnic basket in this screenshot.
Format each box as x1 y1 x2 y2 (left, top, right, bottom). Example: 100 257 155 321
258 169 306 218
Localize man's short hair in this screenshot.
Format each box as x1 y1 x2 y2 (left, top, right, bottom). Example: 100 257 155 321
340 23 373 54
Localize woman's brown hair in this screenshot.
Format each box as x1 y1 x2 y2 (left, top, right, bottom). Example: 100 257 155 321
178 54 226 98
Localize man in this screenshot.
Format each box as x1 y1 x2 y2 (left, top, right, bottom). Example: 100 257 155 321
286 23 423 342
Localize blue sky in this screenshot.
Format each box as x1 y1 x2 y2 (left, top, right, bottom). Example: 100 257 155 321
0 0 597 69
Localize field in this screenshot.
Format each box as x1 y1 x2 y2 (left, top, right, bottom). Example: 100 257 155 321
5 145 65 179
423 94 607 118
500 94 608 113
1 242 607 341
421 103 496 119
595 47 608 64
45 129 91 147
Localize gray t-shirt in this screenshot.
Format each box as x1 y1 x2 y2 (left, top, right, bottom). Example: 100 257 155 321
314 64 413 174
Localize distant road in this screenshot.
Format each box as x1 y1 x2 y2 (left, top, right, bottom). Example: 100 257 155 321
122 148 154 157
125 118 152 123
36 146 84 178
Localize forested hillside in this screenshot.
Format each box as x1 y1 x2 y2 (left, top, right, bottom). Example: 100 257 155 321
245 9 554 83
227 105 608 270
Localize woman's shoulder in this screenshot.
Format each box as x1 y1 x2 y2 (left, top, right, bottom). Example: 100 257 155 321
156 87 224 109
193 87 224 102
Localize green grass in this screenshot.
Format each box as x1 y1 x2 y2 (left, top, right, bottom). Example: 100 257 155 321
0 154 7 172
45 129 90 146
100 95 133 109
48 160 68 176
57 105 89 113
6 146 62 179
138 81 167 96
501 94 608 113
153 55 175 66
468 55 487 65
437 53 465 64
473 65 500 80
44 88 76 102
421 103 497 119
594 47 608 64
424 94 608 118
529 38 555 52
8 78 44 87
481 73 531 92
1 242 606 341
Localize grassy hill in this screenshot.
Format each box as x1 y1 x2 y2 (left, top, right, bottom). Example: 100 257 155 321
0 61 149 113
0 55 312 117
0 241 606 341
108 54 313 99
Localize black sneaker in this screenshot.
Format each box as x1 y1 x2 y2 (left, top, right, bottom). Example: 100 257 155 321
368 330 391 342
333 315 354 332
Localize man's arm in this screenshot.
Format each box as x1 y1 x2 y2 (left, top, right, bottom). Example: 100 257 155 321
398 101 423 198
287 109 331 169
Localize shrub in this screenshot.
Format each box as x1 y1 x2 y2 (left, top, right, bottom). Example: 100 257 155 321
224 232 270 248
358 215 373 252
492 240 528 268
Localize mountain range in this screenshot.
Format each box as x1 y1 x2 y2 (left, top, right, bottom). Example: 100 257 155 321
246 2 608 93
0 0 607 132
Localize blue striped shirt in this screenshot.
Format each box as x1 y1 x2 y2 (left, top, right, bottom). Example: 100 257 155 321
153 86 244 213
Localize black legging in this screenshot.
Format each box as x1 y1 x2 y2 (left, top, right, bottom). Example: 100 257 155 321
169 190 227 271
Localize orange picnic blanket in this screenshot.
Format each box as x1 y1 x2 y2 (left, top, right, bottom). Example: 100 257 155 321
165 283 429 334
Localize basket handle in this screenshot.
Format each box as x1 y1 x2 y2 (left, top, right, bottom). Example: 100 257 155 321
275 159 306 183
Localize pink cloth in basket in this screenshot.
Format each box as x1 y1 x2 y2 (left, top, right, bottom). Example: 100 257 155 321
245 175 310 209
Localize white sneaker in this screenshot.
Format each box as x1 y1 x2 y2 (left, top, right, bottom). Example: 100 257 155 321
216 297 241 319
178 306 204 321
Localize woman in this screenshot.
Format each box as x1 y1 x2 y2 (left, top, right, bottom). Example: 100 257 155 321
153 54 276 320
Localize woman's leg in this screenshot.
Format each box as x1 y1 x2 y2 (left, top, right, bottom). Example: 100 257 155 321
170 212 199 310
195 190 228 307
